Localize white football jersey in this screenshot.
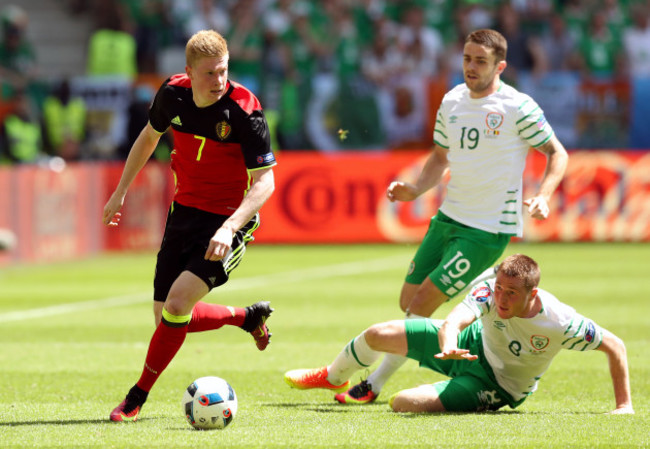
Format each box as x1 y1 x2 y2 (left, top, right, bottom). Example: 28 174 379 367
434 82 554 237
462 280 603 402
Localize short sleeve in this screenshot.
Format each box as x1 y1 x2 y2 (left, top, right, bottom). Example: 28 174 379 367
239 110 276 170
148 84 172 133
560 316 603 351
432 107 449 149
461 283 493 319
515 96 554 148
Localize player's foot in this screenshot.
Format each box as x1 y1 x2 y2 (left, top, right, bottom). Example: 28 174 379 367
284 367 350 392
335 380 377 404
243 301 273 351
109 385 148 422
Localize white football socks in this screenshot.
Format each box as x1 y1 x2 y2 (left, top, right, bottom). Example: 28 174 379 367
365 312 426 394
327 333 379 385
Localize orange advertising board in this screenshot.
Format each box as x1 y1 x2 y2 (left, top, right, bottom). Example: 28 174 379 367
102 162 174 251
256 150 650 243
1 150 650 267
523 150 650 242
254 151 437 243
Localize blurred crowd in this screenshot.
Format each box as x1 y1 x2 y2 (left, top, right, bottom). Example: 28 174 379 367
1 0 649 165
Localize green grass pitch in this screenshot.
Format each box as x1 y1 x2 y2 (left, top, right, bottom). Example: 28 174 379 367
1 243 649 448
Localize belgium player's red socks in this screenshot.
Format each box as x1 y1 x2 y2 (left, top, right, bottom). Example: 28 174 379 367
187 301 246 333
136 317 188 392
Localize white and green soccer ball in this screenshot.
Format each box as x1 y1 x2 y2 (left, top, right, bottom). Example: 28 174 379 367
182 376 237 430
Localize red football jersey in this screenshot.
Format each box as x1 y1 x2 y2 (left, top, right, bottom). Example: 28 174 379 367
149 75 276 215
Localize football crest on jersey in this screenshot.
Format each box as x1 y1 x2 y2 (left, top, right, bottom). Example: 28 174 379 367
485 112 503 139
216 121 232 140
486 112 504 129
530 335 549 350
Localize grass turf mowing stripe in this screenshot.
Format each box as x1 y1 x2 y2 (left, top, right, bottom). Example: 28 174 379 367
0 254 408 323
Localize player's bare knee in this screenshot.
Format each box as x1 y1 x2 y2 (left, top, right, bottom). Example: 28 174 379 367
364 321 402 351
163 297 187 317
363 323 386 349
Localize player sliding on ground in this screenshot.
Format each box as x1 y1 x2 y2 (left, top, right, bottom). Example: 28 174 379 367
285 254 633 414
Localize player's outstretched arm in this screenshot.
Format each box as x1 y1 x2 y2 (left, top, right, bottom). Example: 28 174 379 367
596 328 634 414
103 123 162 226
435 302 477 361
524 134 568 220
387 145 449 202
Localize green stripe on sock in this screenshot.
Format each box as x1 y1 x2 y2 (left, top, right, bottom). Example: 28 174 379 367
350 338 371 368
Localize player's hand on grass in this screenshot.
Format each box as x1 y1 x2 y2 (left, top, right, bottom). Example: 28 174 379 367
103 193 125 227
524 195 550 220
387 181 418 202
205 226 234 261
434 348 478 361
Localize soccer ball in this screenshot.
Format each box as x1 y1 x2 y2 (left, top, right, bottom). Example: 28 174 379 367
182 376 237 430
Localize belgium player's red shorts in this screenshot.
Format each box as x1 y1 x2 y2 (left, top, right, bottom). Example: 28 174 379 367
153 202 260 302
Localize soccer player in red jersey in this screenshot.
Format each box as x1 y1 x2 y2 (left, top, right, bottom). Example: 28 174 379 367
103 30 276 422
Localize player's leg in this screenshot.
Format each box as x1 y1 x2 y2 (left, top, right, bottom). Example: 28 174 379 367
182 212 272 349
389 384 446 412
390 375 509 413
110 271 209 422
389 318 509 413
284 320 407 395
338 217 449 403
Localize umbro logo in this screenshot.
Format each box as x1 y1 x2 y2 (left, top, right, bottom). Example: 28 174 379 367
171 116 183 126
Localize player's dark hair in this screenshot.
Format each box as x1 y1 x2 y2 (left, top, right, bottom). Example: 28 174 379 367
498 254 540 290
466 29 507 62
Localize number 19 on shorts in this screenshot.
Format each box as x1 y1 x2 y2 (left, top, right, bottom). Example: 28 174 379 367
440 251 471 296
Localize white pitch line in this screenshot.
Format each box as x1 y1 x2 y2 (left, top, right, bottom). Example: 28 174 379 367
0 254 408 323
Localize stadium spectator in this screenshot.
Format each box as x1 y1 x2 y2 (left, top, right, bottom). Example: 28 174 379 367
104 30 276 422
623 3 650 77
274 4 322 149
396 4 444 78
539 13 581 72
440 6 476 79
509 0 554 34
494 3 546 82
0 89 43 164
227 0 264 95
360 18 427 148
559 0 590 43
601 0 629 37
120 0 174 74
174 0 230 42
0 5 38 99
576 11 625 79
285 254 634 415
326 29 568 405
41 79 87 161
86 0 137 80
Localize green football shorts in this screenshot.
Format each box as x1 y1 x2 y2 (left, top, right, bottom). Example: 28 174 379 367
405 318 519 412
405 211 510 297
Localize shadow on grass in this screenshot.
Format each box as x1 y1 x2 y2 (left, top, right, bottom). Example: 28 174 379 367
263 403 605 417
265 402 387 414
0 417 155 427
